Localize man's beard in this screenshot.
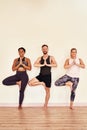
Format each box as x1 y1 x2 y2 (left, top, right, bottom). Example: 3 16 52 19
43 51 47 54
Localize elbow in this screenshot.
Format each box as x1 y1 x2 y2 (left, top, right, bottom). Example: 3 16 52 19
53 63 57 67
83 65 85 69
12 68 15 71
81 64 85 69
55 63 57 67
64 65 68 69
64 66 66 69
12 69 15 71
28 66 32 71
29 67 32 71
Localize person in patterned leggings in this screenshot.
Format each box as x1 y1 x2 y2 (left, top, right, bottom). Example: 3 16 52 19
55 48 85 109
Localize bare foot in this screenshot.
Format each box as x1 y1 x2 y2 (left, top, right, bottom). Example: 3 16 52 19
70 106 74 110
70 101 74 110
41 82 45 88
18 105 22 110
66 81 73 91
43 104 48 110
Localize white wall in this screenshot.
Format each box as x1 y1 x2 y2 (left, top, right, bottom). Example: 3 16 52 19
0 0 87 106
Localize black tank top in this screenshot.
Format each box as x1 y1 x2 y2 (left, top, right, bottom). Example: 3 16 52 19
15 57 28 68
40 56 51 75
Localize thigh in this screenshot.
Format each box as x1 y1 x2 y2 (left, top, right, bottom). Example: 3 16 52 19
29 77 40 84
36 74 43 82
2 74 19 85
5 75 18 81
55 75 70 86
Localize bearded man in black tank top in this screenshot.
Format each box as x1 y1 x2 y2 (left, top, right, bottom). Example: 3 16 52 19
28 44 57 109
2 47 32 109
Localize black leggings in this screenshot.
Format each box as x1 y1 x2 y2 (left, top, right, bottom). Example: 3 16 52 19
2 71 28 106
55 74 79 101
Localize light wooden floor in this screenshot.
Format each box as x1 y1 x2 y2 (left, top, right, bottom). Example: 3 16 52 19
0 107 87 130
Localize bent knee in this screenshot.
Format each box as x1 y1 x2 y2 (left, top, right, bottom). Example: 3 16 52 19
55 81 59 86
2 80 6 85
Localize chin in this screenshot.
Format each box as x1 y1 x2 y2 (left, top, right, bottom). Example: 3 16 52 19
43 52 47 54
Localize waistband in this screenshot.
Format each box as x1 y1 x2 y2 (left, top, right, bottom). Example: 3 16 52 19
65 74 79 79
40 72 51 76
16 71 27 74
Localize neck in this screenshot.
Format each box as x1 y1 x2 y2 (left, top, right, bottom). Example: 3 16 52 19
43 54 48 57
20 56 24 59
71 56 76 59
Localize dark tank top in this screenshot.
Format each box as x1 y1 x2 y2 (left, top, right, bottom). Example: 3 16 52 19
40 56 51 75
15 57 28 68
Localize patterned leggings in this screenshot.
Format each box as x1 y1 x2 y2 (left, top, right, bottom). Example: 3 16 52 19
55 74 79 101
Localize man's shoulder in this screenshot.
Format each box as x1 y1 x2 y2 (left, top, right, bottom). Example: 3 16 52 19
49 55 53 58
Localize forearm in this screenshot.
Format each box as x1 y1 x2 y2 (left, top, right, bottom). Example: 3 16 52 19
64 64 73 69
76 63 85 68
46 63 57 67
23 65 32 70
34 64 45 67
12 65 20 71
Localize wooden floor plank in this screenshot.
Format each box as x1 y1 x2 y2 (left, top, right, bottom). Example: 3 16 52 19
0 107 87 130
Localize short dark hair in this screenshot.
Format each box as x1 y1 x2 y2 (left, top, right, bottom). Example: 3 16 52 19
18 47 26 52
71 48 77 53
42 44 48 48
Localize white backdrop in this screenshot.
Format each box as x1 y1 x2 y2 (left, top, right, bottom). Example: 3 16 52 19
0 0 87 106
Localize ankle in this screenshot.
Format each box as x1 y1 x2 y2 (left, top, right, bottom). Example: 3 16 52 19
18 105 22 110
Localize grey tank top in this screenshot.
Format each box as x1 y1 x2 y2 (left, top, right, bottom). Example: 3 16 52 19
15 57 28 68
